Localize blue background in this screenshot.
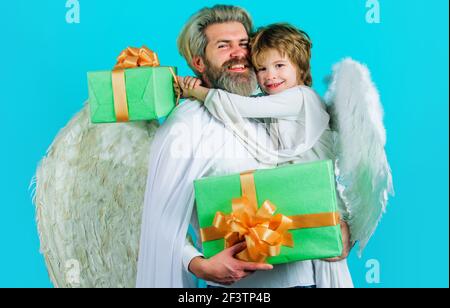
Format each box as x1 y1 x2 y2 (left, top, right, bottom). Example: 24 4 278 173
0 0 448 288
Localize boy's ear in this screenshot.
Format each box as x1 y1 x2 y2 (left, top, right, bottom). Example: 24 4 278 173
192 56 206 74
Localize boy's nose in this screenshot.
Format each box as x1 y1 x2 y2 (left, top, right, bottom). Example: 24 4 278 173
266 71 277 80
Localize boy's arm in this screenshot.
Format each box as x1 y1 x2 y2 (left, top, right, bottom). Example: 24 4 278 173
188 86 210 102
203 87 304 119
178 75 305 119
177 76 210 102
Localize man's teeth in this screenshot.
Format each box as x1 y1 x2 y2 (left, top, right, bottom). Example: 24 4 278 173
230 65 245 69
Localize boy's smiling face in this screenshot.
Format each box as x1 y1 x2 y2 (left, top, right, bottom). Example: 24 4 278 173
255 49 302 95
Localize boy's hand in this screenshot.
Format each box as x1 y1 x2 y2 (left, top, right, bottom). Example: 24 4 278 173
174 76 203 99
173 80 183 98
182 76 203 91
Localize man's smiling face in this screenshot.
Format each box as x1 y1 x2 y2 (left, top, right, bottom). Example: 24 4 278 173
204 22 251 74
194 22 257 96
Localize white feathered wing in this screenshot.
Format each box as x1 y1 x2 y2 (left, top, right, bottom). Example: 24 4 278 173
30 104 159 287
325 58 394 256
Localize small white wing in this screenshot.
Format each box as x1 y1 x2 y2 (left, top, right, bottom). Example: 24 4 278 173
325 58 394 256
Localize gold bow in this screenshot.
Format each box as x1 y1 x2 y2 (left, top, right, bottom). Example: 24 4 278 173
111 46 179 122
114 46 160 70
200 171 340 263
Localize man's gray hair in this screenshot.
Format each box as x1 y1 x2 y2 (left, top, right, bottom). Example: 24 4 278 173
177 5 253 75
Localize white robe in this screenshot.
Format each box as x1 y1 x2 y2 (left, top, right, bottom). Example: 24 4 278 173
136 95 353 288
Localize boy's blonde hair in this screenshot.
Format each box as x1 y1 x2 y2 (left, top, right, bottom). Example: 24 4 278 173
251 23 313 86
177 5 253 76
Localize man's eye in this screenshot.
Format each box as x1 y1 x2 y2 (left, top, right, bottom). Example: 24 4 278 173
218 45 227 49
240 43 249 49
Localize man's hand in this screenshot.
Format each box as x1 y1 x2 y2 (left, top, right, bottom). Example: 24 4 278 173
322 220 352 262
188 242 273 285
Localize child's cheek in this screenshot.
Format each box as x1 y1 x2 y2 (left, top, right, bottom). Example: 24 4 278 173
256 72 265 88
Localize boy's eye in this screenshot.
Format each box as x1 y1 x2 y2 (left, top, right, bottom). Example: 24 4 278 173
276 64 285 68
257 67 266 72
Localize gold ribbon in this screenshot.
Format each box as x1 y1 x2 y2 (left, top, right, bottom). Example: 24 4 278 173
200 171 340 263
111 46 180 122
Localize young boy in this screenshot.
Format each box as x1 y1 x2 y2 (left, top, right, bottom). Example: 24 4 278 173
176 23 332 165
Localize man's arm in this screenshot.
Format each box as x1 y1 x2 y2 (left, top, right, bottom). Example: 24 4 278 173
183 235 204 272
137 103 217 287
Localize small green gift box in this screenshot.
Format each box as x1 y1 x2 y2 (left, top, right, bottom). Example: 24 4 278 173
87 46 178 123
87 66 178 123
194 160 343 265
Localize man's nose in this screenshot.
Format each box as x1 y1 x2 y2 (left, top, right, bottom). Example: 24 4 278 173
230 44 248 59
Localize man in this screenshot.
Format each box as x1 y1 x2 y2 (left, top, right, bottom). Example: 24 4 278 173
136 5 351 288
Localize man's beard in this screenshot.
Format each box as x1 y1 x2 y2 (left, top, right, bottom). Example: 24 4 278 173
203 58 258 97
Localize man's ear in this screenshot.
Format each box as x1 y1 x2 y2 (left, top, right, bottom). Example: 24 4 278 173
192 56 206 74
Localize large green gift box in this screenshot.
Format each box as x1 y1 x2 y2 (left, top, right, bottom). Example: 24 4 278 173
194 160 343 265
87 66 178 123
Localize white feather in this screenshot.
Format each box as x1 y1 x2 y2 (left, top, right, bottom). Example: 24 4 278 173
325 58 394 256
30 104 159 287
